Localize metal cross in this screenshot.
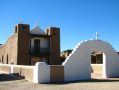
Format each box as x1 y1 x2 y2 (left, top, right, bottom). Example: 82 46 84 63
95 32 100 40
19 19 23 24
35 21 38 26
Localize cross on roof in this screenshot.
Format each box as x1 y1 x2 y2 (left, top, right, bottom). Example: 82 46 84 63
19 19 23 24
35 21 38 26
95 32 100 40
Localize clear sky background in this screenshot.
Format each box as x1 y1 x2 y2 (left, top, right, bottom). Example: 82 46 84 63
0 0 119 51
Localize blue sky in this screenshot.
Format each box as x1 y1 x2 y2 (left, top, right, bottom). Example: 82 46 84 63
0 0 119 51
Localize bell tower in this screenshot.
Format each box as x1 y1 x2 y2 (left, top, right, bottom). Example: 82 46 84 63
47 27 61 65
15 24 30 65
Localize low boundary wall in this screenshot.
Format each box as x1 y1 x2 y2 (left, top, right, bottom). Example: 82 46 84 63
50 65 64 82
0 62 64 83
0 64 34 81
0 64 11 74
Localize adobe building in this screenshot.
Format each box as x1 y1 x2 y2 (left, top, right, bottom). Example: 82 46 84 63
60 49 72 62
0 23 61 65
1 30 119 83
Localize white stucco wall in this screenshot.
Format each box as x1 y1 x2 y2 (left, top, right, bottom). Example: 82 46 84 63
33 62 50 83
31 38 48 48
63 40 119 81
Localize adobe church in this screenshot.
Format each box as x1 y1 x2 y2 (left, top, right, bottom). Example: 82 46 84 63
1 23 119 83
0 23 61 65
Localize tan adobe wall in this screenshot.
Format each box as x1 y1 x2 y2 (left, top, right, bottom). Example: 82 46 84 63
12 65 34 81
0 33 18 64
0 24 30 65
50 65 64 82
0 63 64 83
0 64 11 73
0 64 34 81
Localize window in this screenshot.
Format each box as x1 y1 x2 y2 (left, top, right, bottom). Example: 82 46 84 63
34 39 40 55
34 39 40 48
2 55 4 62
22 26 26 30
91 52 103 64
6 54 8 64
54 30 56 35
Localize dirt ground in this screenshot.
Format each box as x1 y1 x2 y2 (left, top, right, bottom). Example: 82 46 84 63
0 74 119 90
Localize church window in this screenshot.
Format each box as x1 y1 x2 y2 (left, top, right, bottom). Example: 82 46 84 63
22 26 26 30
6 54 8 64
54 30 56 35
34 39 40 55
2 55 4 62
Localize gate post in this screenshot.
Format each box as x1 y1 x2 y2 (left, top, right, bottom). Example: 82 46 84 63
33 62 50 83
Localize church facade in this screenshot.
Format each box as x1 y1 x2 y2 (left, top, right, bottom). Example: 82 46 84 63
0 23 61 65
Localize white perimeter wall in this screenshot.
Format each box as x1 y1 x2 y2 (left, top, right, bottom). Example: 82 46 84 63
33 62 50 83
63 40 119 81
0 62 50 83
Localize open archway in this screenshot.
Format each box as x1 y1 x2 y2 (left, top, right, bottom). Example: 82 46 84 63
91 51 105 78
63 40 119 81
